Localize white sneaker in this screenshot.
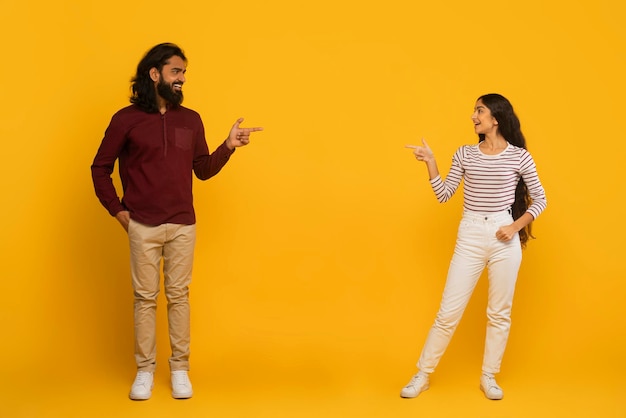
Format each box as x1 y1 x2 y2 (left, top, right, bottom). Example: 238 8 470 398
171 370 193 399
400 373 430 398
129 371 154 400
480 374 503 400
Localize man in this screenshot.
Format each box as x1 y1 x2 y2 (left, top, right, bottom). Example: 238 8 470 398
91 43 262 400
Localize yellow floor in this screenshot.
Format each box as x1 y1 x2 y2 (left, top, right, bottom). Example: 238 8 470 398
4 365 623 418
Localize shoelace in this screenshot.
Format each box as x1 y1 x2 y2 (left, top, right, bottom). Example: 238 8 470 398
408 375 425 388
483 376 500 391
135 372 151 386
172 372 190 387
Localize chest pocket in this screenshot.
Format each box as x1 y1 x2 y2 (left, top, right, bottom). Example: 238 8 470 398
175 127 193 151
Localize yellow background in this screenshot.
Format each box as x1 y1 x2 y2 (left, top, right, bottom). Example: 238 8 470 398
1 0 624 417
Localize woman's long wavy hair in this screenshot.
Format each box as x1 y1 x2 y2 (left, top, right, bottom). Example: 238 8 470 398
130 43 187 113
477 93 534 248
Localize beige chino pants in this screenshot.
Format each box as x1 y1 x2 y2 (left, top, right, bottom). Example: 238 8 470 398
128 219 196 372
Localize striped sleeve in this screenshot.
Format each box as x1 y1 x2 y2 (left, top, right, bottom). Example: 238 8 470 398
429 146 465 203
520 149 547 219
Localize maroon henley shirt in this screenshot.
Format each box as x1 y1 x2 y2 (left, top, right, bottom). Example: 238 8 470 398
91 104 234 225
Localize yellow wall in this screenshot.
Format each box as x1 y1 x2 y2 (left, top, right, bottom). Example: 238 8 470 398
1 0 624 417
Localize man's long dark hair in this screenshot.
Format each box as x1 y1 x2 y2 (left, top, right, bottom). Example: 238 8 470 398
130 43 187 113
477 93 534 248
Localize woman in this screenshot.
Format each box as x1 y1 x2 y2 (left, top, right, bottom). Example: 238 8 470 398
401 93 547 400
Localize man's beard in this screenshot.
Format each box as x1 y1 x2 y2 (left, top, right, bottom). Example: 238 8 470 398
157 79 184 107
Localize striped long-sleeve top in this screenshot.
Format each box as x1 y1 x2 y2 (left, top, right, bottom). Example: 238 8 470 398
429 143 547 219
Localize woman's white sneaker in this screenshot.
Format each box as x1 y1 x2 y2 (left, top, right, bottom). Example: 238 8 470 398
480 375 503 400
400 373 430 398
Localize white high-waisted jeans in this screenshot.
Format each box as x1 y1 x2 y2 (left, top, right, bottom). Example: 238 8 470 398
417 209 522 375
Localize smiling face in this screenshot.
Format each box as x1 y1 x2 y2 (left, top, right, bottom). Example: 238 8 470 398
471 99 499 136
151 55 187 107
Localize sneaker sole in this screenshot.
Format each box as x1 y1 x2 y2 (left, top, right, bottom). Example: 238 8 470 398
400 384 429 398
129 392 152 400
172 391 193 399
